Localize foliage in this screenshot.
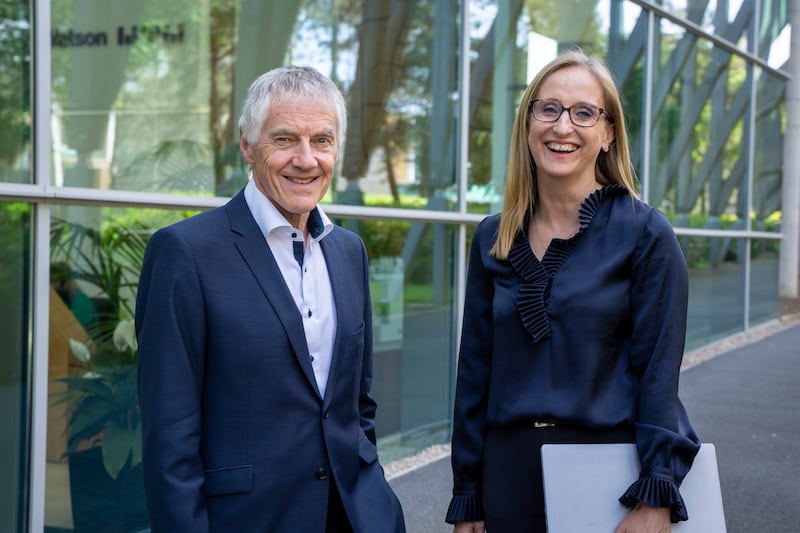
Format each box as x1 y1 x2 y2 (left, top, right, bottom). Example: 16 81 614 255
360 219 409 259
0 1 30 175
55 329 139 480
664 211 782 269
0 204 30 349
50 219 150 480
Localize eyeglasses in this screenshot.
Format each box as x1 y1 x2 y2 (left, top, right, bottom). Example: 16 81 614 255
529 99 610 127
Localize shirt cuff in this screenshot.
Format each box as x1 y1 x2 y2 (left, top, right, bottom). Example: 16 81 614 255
619 474 689 523
445 491 483 524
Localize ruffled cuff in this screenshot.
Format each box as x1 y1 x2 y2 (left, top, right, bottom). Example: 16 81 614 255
445 492 482 524
619 474 688 523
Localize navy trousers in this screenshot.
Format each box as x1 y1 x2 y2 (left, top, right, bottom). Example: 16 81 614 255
482 422 635 532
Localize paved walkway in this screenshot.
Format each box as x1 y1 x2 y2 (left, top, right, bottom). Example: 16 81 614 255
388 319 800 533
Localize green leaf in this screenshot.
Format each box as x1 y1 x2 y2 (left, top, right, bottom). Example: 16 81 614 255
102 424 135 480
55 377 114 397
67 398 112 441
130 422 143 469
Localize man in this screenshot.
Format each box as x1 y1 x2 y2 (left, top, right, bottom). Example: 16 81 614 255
136 66 406 532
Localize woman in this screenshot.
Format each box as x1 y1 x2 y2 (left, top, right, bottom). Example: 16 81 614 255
445 50 701 532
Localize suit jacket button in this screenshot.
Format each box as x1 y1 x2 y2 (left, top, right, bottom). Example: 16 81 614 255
316 467 328 480
323 411 330 419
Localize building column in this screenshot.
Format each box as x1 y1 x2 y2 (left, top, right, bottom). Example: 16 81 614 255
779 1 800 316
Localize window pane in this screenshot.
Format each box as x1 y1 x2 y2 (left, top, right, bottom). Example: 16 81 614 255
348 218 457 461
50 0 462 211
321 2 461 212
50 1 214 192
654 1 789 64
751 67 783 328
606 1 646 185
683 235 746 350
0 202 31 532
45 205 194 531
0 1 31 184
650 28 747 227
468 0 638 214
760 0 790 67
753 70 784 233
750 238 780 327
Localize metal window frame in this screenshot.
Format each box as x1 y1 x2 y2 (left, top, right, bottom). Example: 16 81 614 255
28 0 51 530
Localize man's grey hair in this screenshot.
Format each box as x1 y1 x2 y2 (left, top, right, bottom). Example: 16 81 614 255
238 65 347 146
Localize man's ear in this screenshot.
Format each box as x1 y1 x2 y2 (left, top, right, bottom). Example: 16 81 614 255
239 128 254 165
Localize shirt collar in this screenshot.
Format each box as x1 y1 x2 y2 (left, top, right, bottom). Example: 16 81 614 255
244 179 333 241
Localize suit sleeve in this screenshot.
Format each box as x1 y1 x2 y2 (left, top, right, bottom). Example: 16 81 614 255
356 237 379 444
136 227 209 533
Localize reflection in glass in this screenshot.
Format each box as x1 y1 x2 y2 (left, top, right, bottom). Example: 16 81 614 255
753 72 784 234
467 1 647 214
333 1 460 212
0 1 31 184
605 1 646 185
760 0 791 67
749 239 780 327
682 235 746 350
45 205 193 531
0 202 31 532
353 219 456 462
49 0 461 211
749 70 783 328
650 28 747 232
50 0 214 194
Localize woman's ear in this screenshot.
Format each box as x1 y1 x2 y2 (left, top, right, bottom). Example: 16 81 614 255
603 123 616 152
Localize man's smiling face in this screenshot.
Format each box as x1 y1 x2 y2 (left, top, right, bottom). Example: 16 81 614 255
240 95 339 229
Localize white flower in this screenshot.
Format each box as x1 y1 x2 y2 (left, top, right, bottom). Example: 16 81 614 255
113 319 138 352
68 339 91 362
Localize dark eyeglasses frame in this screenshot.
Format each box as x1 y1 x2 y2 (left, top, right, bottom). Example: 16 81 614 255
529 98 612 127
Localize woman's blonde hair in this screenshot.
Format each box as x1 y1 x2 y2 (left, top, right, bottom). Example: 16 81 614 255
490 49 638 259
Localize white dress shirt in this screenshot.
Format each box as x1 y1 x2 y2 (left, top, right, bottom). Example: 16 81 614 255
244 180 337 398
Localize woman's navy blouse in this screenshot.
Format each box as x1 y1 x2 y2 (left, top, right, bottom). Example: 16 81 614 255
446 186 701 524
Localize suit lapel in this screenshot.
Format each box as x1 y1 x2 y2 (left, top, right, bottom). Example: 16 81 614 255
225 192 321 398
320 231 350 406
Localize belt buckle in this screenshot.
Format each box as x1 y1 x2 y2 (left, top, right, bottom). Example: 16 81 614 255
534 420 556 428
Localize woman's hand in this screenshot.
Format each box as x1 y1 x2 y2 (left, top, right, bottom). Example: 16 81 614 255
453 520 485 533
614 502 671 533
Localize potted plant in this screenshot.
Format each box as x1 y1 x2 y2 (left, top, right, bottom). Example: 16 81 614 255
50 218 150 532
57 321 140 480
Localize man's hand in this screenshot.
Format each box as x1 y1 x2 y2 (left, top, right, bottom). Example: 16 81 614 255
614 502 671 533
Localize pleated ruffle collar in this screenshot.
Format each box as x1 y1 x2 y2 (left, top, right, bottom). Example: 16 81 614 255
508 184 628 344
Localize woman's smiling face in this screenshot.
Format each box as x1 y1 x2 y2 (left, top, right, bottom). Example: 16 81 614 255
527 65 615 186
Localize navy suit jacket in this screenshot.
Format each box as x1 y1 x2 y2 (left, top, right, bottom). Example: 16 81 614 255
136 191 405 532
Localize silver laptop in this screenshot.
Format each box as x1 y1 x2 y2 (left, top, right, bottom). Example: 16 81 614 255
541 443 726 532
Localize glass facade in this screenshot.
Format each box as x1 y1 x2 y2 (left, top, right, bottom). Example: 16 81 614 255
0 202 31 532
45 205 191 531
0 1 32 531
0 0 792 530
0 1 30 184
